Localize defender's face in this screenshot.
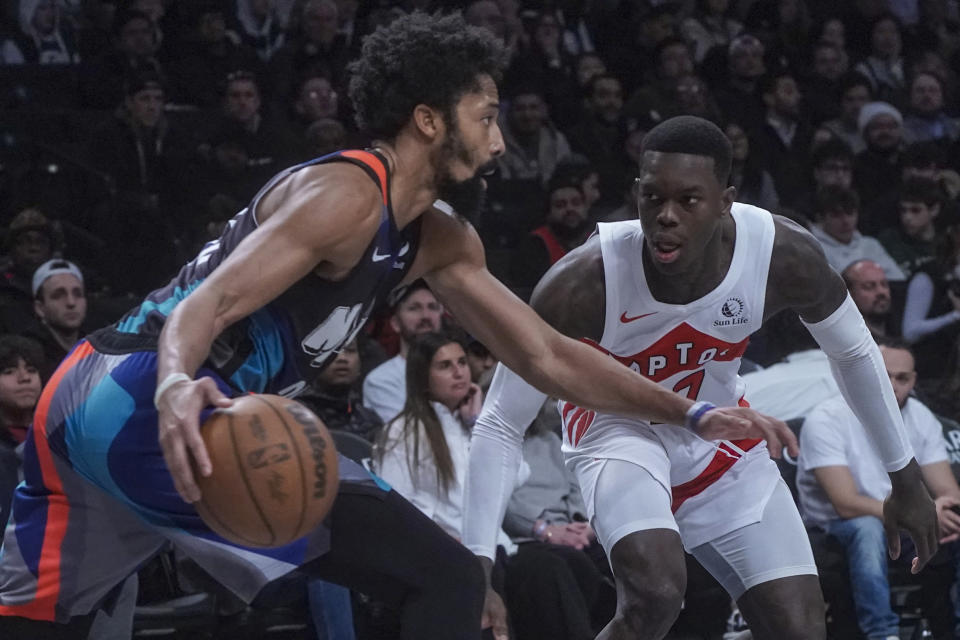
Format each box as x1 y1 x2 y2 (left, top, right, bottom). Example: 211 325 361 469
636 151 732 276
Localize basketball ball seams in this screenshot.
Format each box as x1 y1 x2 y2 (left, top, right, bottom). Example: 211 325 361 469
250 395 309 538
228 407 278 546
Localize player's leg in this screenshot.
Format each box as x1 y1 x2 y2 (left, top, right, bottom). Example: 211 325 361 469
289 482 485 640
587 459 687 640
690 480 825 640
0 345 167 631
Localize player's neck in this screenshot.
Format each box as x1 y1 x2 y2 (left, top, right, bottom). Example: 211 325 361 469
646 219 735 303
373 137 440 229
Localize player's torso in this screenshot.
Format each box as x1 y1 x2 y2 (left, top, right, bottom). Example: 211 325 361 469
90 150 420 396
562 203 776 456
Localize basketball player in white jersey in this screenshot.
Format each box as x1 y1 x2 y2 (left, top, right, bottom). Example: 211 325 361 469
462 116 938 640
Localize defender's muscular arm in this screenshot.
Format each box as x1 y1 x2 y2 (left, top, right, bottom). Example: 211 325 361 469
157 164 382 502
423 221 690 423
768 216 937 570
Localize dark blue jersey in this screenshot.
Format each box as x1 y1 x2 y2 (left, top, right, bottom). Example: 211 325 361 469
88 150 420 396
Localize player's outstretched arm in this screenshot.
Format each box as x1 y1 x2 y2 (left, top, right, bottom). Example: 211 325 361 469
156 164 383 502
421 216 794 448
769 216 938 571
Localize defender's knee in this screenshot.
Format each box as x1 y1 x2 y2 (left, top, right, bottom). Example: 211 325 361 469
618 572 685 636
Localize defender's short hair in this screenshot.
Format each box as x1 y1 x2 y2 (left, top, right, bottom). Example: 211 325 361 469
347 11 508 141
640 115 732 183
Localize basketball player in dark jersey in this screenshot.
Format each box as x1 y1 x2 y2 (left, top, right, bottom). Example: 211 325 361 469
0 13 795 639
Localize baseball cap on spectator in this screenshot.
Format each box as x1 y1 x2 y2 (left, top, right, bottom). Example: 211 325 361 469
32 259 83 298
858 101 902 134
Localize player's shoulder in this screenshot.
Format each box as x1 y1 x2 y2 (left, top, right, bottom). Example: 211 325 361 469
530 234 606 341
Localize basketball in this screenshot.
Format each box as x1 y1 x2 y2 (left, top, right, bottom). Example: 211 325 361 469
193 394 339 548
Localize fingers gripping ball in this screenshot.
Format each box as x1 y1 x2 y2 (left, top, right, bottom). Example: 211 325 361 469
193 394 339 548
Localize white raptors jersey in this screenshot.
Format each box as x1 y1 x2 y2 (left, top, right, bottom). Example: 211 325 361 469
561 203 784 549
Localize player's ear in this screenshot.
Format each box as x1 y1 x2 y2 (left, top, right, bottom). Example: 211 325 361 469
412 104 443 140
720 185 736 217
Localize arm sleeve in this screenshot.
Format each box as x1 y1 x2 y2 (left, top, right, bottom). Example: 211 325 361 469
801 294 914 472
462 364 548 559
902 272 960 343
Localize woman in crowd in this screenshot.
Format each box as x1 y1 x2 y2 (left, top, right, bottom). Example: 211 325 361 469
375 331 595 640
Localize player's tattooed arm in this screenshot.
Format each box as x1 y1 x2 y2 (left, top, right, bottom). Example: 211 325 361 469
765 215 849 323
528 236 606 343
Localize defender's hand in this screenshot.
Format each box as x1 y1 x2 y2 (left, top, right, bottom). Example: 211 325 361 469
481 585 509 640
695 406 798 459
884 460 939 573
156 377 232 503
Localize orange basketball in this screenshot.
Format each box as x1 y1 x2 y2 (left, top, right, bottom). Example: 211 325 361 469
193 394 339 548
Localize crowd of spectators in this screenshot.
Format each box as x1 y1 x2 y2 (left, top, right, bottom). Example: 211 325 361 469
7 0 960 639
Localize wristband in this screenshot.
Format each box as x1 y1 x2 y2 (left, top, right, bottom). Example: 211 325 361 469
532 520 548 540
154 373 192 409
685 401 717 431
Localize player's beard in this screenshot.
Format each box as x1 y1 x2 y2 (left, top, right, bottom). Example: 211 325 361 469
434 127 488 225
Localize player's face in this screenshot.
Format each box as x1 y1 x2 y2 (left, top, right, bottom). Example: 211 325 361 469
434 75 503 222
636 151 733 276
880 346 916 408
318 340 360 386
428 342 471 411
392 290 443 343
35 274 86 332
0 357 41 412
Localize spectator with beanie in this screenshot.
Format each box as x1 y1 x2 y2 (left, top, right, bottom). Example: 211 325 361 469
87 70 191 294
0 335 43 524
511 175 591 294
0 209 57 335
297 338 383 443
26 259 86 382
363 281 444 423
854 102 905 207
809 185 904 281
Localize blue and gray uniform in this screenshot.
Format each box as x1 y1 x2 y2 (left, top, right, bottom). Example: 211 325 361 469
0 150 421 622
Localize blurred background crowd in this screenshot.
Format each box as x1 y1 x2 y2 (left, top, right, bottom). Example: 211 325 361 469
5 0 960 639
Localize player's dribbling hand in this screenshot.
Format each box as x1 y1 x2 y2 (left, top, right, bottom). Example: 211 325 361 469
884 459 939 573
156 376 232 503
481 586 510 640
695 406 798 459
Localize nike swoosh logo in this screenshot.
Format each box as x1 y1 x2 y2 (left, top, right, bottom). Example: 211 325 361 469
397 243 410 257
620 311 657 323
372 248 391 262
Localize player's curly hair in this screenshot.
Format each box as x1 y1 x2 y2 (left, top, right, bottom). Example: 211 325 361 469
347 11 508 141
